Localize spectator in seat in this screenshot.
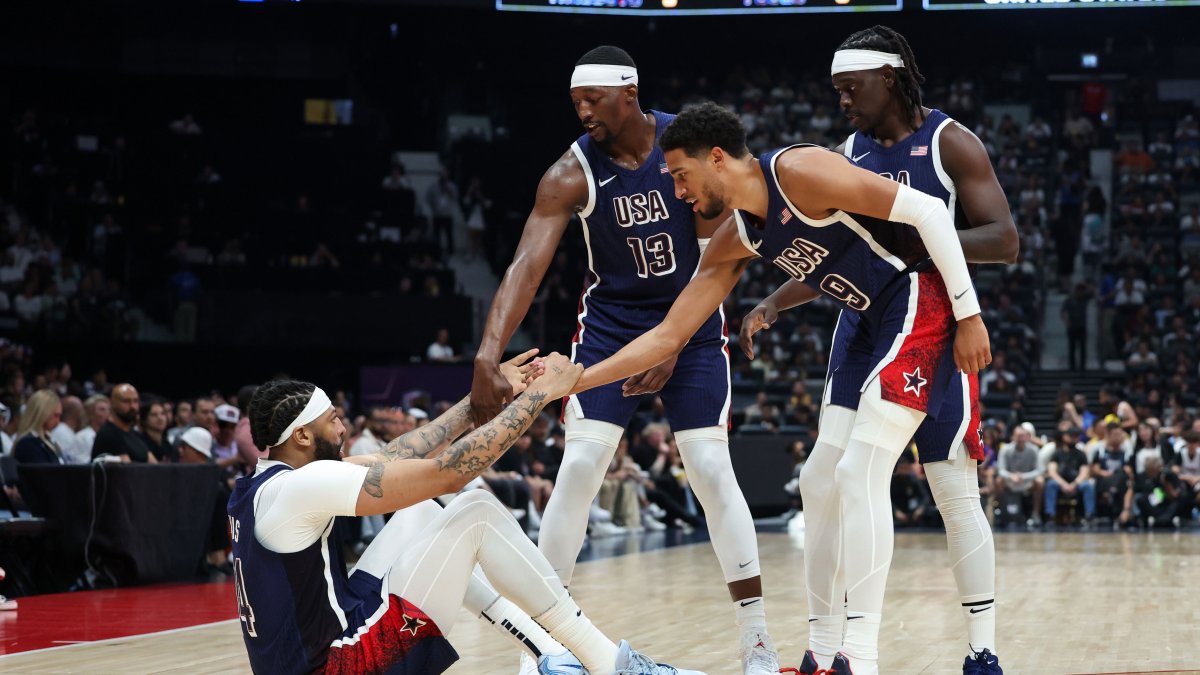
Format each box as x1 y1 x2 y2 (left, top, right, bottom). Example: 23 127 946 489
1043 428 1096 527
51 395 85 463
1092 426 1133 525
92 383 154 463
212 403 242 472
1130 455 1188 529
996 425 1046 526
598 436 650 531
980 351 1018 396
425 168 460 255
177 426 232 575
138 399 177 463
1172 431 1200 518
426 328 457 363
73 394 110 461
166 399 192 445
192 396 217 435
13 390 64 464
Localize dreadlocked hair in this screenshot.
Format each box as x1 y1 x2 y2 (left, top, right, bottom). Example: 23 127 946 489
838 25 925 119
248 379 316 450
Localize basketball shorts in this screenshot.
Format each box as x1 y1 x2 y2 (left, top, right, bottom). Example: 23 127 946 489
565 298 731 432
823 266 984 463
322 574 458 675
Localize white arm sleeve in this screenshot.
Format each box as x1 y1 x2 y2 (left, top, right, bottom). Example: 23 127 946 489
254 460 369 553
887 183 981 321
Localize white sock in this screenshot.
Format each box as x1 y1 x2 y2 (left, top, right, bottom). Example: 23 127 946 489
842 611 881 662
962 595 997 657
479 593 568 658
734 596 766 633
535 594 618 675
925 456 997 658
807 614 841 668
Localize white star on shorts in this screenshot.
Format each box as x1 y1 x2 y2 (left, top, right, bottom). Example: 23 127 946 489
903 367 927 397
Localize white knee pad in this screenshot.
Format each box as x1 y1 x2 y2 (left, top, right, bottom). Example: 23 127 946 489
563 405 625 447
676 426 759 582
799 405 856 501
848 378 925 448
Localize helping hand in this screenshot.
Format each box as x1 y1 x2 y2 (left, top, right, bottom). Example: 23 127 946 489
621 355 678 397
528 353 584 400
740 301 779 360
498 348 543 397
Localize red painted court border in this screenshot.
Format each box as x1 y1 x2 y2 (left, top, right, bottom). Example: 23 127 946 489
0 579 236 655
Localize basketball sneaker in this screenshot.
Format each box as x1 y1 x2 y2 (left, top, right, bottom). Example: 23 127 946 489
614 640 706 675
962 648 1003 674
518 652 538 675
535 650 586 674
738 629 780 674
794 650 824 674
828 652 878 675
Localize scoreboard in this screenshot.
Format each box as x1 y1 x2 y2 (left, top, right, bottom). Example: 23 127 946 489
924 0 1195 9
496 0 903 15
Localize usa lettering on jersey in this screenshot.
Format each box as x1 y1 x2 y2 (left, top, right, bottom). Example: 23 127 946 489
770 237 829 282
770 236 872 310
613 190 670 228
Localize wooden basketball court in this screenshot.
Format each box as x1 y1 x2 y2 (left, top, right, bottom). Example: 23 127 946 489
2 530 1198 674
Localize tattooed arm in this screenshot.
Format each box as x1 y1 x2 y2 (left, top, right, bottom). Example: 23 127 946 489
342 396 474 468
353 353 581 516
343 348 543 468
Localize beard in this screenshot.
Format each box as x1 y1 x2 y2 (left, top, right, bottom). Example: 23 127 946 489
117 409 138 426
699 182 727 220
314 435 344 462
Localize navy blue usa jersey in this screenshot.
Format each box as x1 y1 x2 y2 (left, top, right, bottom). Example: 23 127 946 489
734 145 912 314
570 110 712 312
228 465 355 675
843 109 964 263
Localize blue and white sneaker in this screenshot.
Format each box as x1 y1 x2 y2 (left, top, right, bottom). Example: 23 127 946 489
615 640 706 675
962 648 1003 674
537 650 586 674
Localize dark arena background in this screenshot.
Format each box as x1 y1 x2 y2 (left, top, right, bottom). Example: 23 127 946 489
0 1 1198 673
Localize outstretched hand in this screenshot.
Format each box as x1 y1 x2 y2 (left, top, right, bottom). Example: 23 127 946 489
621 355 678 397
740 300 779 360
498 348 543 397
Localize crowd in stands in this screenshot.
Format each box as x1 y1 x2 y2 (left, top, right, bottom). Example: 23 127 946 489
4 104 470 348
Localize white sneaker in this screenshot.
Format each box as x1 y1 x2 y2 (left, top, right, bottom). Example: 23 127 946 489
590 502 614 523
642 512 667 531
646 503 667 519
532 650 586 674
615 639 706 674
518 652 539 675
591 521 627 537
739 630 779 675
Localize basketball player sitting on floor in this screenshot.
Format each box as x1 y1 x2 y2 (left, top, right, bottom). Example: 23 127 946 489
228 350 704 675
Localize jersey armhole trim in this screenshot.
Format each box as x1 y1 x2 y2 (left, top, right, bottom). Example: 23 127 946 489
843 133 857 158
733 211 762 258
570 142 596 220
930 117 957 197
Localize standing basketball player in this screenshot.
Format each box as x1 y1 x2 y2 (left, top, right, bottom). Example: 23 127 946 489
228 353 704 675
469 46 778 674
571 102 992 675
740 27 1014 675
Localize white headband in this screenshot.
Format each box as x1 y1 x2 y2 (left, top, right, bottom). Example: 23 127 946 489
571 64 638 89
831 49 905 76
268 386 332 449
